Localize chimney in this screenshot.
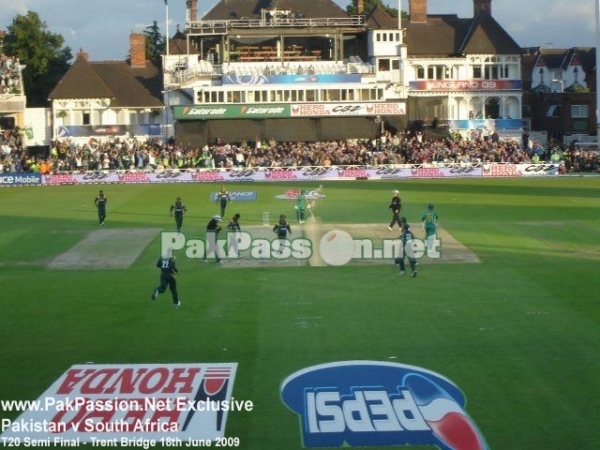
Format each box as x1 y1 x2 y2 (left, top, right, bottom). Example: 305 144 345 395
474 0 492 16
130 33 146 68
409 0 427 23
189 0 198 22
357 0 364 15
76 48 89 61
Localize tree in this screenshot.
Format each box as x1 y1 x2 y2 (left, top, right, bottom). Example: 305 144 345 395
144 20 166 61
3 11 72 107
346 0 407 19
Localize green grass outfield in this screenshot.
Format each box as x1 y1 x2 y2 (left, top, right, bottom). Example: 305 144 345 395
1 177 600 449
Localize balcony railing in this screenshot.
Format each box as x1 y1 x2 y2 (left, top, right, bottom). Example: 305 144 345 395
187 16 366 34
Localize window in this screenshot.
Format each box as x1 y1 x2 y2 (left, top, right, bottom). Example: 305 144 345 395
553 70 563 80
473 65 482 79
227 91 242 103
416 65 425 79
427 65 444 80
546 105 561 118
83 112 90 125
328 89 341 101
571 105 589 118
484 65 499 80
378 59 390 71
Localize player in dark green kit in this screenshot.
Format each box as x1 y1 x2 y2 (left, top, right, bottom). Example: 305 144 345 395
170 197 187 233
151 249 180 308
395 217 418 277
421 203 439 251
295 190 307 224
94 190 107 225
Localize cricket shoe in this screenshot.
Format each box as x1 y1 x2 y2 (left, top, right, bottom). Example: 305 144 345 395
151 290 158 300
399 271 406 275
174 301 181 308
412 271 418 278
388 227 393 231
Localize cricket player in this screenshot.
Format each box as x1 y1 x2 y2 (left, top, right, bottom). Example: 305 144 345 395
388 190 401 231
151 249 180 308
273 214 292 254
295 190 307 224
395 218 417 277
94 190 107 225
170 197 187 233
421 203 439 251
216 185 231 217
205 215 223 263
227 213 242 257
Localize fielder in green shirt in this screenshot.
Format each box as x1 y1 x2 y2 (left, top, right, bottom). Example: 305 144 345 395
295 190 307 224
421 203 439 255
421 203 439 237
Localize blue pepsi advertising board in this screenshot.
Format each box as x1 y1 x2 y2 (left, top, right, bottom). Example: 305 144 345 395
281 361 489 449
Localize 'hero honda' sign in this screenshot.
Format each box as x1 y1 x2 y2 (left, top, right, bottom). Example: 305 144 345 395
0 363 239 443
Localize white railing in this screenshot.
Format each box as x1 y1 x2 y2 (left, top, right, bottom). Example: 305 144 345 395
187 16 365 34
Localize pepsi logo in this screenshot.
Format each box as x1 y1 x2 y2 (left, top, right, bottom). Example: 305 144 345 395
280 361 489 449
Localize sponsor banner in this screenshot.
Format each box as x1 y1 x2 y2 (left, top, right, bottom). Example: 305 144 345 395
12 163 558 187
210 191 258 202
447 119 525 131
483 164 559 177
175 103 405 120
291 102 406 117
371 167 413 179
264 169 299 181
0 363 237 443
515 163 560 176
43 174 80 185
222 74 361 85
409 166 484 178
337 167 371 179
224 168 261 182
410 79 522 91
55 125 163 139
174 105 290 120
298 167 336 179
281 361 489 449
0 173 42 186
191 171 230 183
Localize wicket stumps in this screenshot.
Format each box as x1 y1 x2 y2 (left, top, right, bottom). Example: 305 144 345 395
262 211 270 227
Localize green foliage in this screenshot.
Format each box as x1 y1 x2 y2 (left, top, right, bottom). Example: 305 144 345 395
345 0 407 18
144 20 166 62
3 11 72 107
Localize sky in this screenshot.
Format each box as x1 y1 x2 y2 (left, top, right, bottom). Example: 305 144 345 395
0 0 597 61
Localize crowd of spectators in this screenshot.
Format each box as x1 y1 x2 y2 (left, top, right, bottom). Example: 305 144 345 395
1 128 599 174
0 54 22 95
